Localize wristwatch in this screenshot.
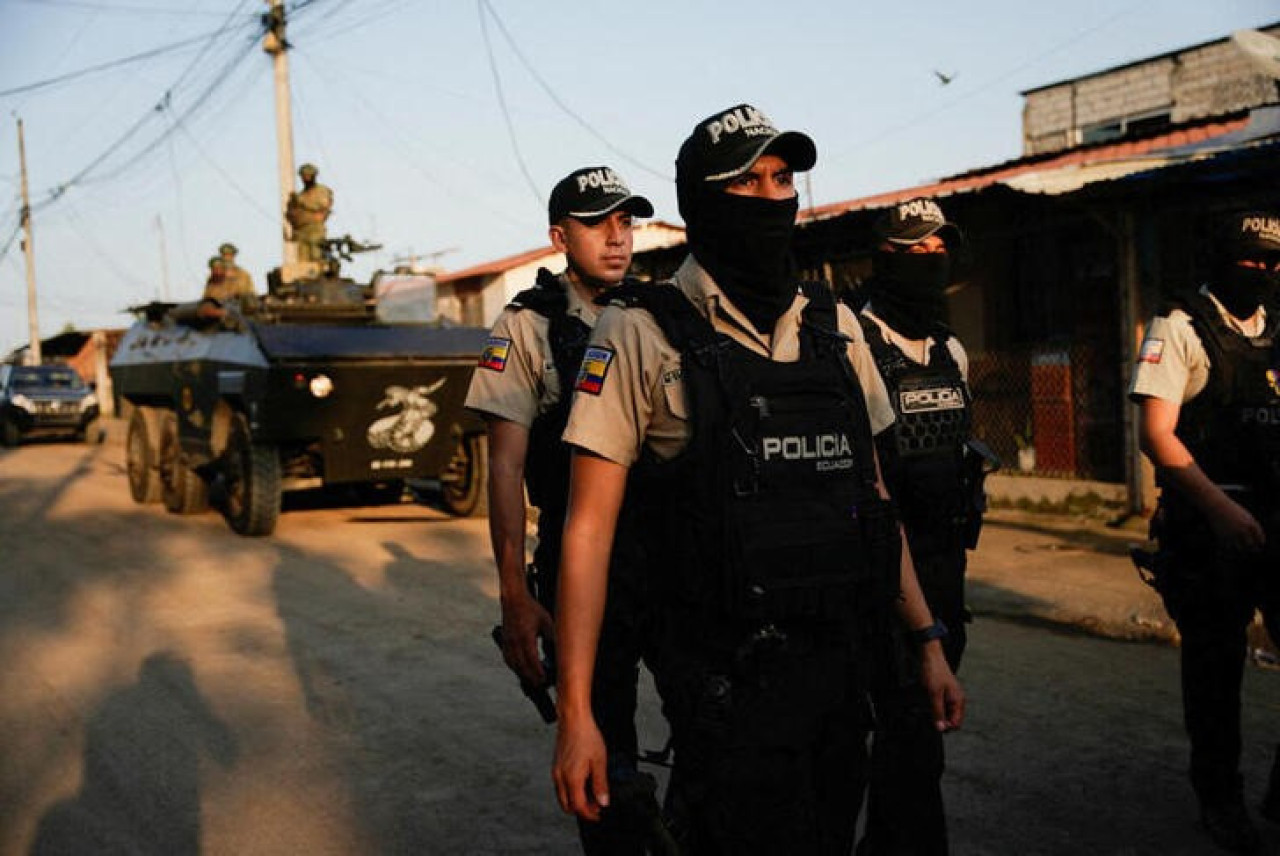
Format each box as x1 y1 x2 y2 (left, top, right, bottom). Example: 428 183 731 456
911 620 949 646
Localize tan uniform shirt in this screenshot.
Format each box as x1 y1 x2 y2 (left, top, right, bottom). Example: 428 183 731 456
862 307 970 382
287 184 334 228
223 264 255 299
563 255 895 466
465 272 602 427
1130 285 1268 404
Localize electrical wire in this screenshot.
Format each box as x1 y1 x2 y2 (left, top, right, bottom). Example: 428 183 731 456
0 27 251 100
0 223 21 267
478 0 670 182
11 0 248 16
292 47 529 233
45 26 261 198
61 196 150 291
162 118 198 284
477 0 543 213
827 0 1157 164
166 110 277 223
10 3 101 117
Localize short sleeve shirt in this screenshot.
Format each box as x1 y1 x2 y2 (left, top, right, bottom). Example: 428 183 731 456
1129 286 1268 405
861 308 970 382
563 255 895 467
464 273 601 428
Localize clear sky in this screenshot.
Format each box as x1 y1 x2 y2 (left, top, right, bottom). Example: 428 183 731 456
0 0 1277 352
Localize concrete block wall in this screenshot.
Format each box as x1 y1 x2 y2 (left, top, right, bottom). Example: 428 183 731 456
1023 25 1280 155
1073 60 1174 128
1172 35 1279 122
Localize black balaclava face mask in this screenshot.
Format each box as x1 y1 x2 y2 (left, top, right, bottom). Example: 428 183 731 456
1213 258 1280 320
867 249 952 339
679 167 799 334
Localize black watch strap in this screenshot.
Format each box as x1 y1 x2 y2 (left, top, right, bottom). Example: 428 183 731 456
911 619 949 645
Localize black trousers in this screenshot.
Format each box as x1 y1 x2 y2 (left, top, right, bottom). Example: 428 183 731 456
657 621 871 856
859 539 968 856
536 532 659 856
1161 511 1280 806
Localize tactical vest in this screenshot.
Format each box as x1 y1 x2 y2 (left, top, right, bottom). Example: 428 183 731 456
614 280 899 625
1168 290 1280 501
507 269 591 555
859 314 971 530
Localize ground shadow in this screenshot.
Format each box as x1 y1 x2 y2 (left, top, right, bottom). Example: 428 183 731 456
27 651 236 856
269 537 579 853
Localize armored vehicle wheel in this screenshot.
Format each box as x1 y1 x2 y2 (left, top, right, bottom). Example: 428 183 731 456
0 416 20 447
441 433 487 517
221 412 281 536
159 415 208 515
126 407 164 504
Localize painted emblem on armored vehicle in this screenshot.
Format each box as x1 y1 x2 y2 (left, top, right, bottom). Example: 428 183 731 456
367 378 447 454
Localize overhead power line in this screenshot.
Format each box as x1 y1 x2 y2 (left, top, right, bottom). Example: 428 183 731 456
33 12 262 206
477 0 544 213
0 27 247 99
11 0 247 16
827 0 1156 164
478 0 670 182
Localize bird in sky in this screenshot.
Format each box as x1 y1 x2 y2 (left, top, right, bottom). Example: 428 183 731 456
934 70 956 85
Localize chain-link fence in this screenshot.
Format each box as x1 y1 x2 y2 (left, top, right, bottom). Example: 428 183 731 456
969 342 1124 483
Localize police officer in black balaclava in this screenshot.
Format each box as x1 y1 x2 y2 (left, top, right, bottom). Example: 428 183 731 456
1131 210 1280 854
552 104 965 855
674 105 810 334
848 197 979 856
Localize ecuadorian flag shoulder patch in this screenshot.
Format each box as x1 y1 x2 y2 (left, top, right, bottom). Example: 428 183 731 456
479 336 511 372
575 346 615 395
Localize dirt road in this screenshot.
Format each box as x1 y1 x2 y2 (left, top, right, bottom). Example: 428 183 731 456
1 426 1278 855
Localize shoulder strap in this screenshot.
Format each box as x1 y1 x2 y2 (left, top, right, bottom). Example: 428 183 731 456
1177 289 1237 402
797 281 852 361
606 279 721 363
507 267 568 317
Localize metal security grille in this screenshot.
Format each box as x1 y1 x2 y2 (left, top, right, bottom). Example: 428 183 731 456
968 343 1123 482
31 401 78 415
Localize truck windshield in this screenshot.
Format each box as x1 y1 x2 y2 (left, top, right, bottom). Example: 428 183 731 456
12 368 86 390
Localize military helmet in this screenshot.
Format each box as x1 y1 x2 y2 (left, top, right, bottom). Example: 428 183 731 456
218 242 238 256
299 163 318 178
207 256 225 269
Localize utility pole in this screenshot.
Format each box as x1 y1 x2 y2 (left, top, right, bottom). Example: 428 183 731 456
154 214 171 301
17 118 41 366
263 0 297 278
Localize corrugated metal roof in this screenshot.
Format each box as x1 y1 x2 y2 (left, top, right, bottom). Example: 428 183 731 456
800 110 1265 223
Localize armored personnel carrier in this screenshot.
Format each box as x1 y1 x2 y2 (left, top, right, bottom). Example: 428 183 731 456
110 237 489 536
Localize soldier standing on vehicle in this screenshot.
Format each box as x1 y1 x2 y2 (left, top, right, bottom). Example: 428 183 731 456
286 163 333 263
464 166 658 854
218 242 256 299
1130 209 1280 854
848 197 986 855
552 103 964 853
201 256 229 302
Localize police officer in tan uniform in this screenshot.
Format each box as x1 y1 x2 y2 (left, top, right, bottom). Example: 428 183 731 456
1131 210 1280 854
286 163 333 263
465 166 656 854
552 103 965 854
217 242 255 300
851 197 979 856
201 256 230 302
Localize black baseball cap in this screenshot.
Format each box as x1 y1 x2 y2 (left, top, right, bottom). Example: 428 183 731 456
1223 210 1280 257
547 166 654 225
874 197 963 246
677 103 817 184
